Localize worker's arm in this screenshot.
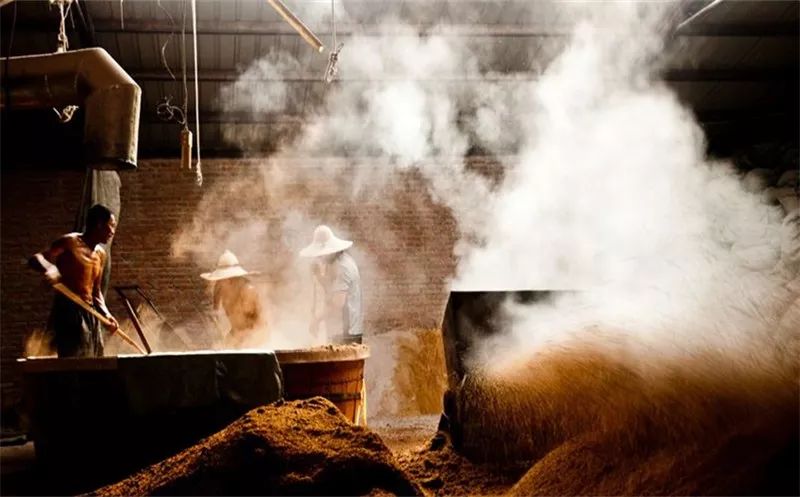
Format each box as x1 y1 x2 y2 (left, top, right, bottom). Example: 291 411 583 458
243 286 265 331
212 282 223 311
326 292 347 314
309 262 327 333
93 248 119 333
309 289 345 338
28 237 67 284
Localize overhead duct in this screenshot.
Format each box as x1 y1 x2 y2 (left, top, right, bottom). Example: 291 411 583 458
0 47 141 170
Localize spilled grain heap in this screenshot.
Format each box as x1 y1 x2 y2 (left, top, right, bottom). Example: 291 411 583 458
457 345 799 496
91 397 421 497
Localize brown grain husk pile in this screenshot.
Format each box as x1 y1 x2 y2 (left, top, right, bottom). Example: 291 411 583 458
90 339 798 496
367 328 447 418
393 328 448 415
462 349 799 496
90 397 422 497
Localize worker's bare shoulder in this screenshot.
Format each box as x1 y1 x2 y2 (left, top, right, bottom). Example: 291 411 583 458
47 232 80 251
57 232 82 245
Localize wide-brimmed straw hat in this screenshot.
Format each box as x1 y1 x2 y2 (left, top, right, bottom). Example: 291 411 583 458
200 250 258 281
299 225 353 258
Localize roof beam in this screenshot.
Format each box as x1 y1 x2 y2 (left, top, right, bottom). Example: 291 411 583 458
82 18 800 38
7 17 795 38
145 111 305 125
142 108 794 125
131 68 798 83
91 19 573 37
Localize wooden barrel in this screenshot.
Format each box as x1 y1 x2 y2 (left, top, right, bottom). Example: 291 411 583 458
275 345 370 424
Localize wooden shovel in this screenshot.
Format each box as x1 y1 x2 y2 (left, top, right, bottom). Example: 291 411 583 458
52 283 148 355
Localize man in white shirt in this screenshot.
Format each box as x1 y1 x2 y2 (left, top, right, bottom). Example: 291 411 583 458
300 225 363 344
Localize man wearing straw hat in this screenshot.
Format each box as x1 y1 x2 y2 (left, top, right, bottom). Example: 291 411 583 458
201 250 265 348
300 225 363 345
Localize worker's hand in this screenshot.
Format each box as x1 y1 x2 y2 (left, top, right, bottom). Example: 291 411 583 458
44 267 61 285
105 316 119 335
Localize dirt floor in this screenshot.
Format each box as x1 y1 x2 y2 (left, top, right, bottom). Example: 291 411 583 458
372 415 528 496
370 415 440 454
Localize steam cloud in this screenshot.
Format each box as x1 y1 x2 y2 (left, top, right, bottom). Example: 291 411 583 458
173 1 798 383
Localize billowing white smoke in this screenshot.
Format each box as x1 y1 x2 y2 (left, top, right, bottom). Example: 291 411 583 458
221 22 499 233
220 50 304 115
198 2 799 376
450 8 800 373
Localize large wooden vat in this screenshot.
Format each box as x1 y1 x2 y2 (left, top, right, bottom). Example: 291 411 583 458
275 345 370 424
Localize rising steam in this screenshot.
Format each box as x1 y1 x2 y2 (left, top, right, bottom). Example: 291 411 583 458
175 1 797 388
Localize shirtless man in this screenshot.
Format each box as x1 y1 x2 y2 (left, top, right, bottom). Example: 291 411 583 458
201 250 265 348
29 204 120 357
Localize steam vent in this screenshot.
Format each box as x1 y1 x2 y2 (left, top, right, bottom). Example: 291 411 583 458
1 1 798 495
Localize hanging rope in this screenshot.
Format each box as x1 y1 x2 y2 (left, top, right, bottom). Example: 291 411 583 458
155 0 187 126
323 0 343 84
52 0 72 53
156 0 178 82
191 0 202 186
50 0 79 122
53 105 79 123
182 0 189 130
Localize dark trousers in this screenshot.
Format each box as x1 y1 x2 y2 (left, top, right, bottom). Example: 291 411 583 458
47 293 104 357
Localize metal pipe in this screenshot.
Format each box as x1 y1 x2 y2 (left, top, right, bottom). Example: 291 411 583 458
265 0 325 53
0 47 141 170
119 294 153 354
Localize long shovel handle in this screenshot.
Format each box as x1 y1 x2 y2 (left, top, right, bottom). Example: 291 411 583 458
52 283 147 355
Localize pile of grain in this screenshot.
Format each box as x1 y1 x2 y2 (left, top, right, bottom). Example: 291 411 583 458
367 328 447 418
459 349 799 496
392 328 448 414
91 397 421 496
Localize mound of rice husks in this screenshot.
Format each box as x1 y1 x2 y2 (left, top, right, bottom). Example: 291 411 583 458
90 397 421 496
460 349 799 496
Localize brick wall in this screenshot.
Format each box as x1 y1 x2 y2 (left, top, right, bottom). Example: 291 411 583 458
1 157 476 412
1 168 85 410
